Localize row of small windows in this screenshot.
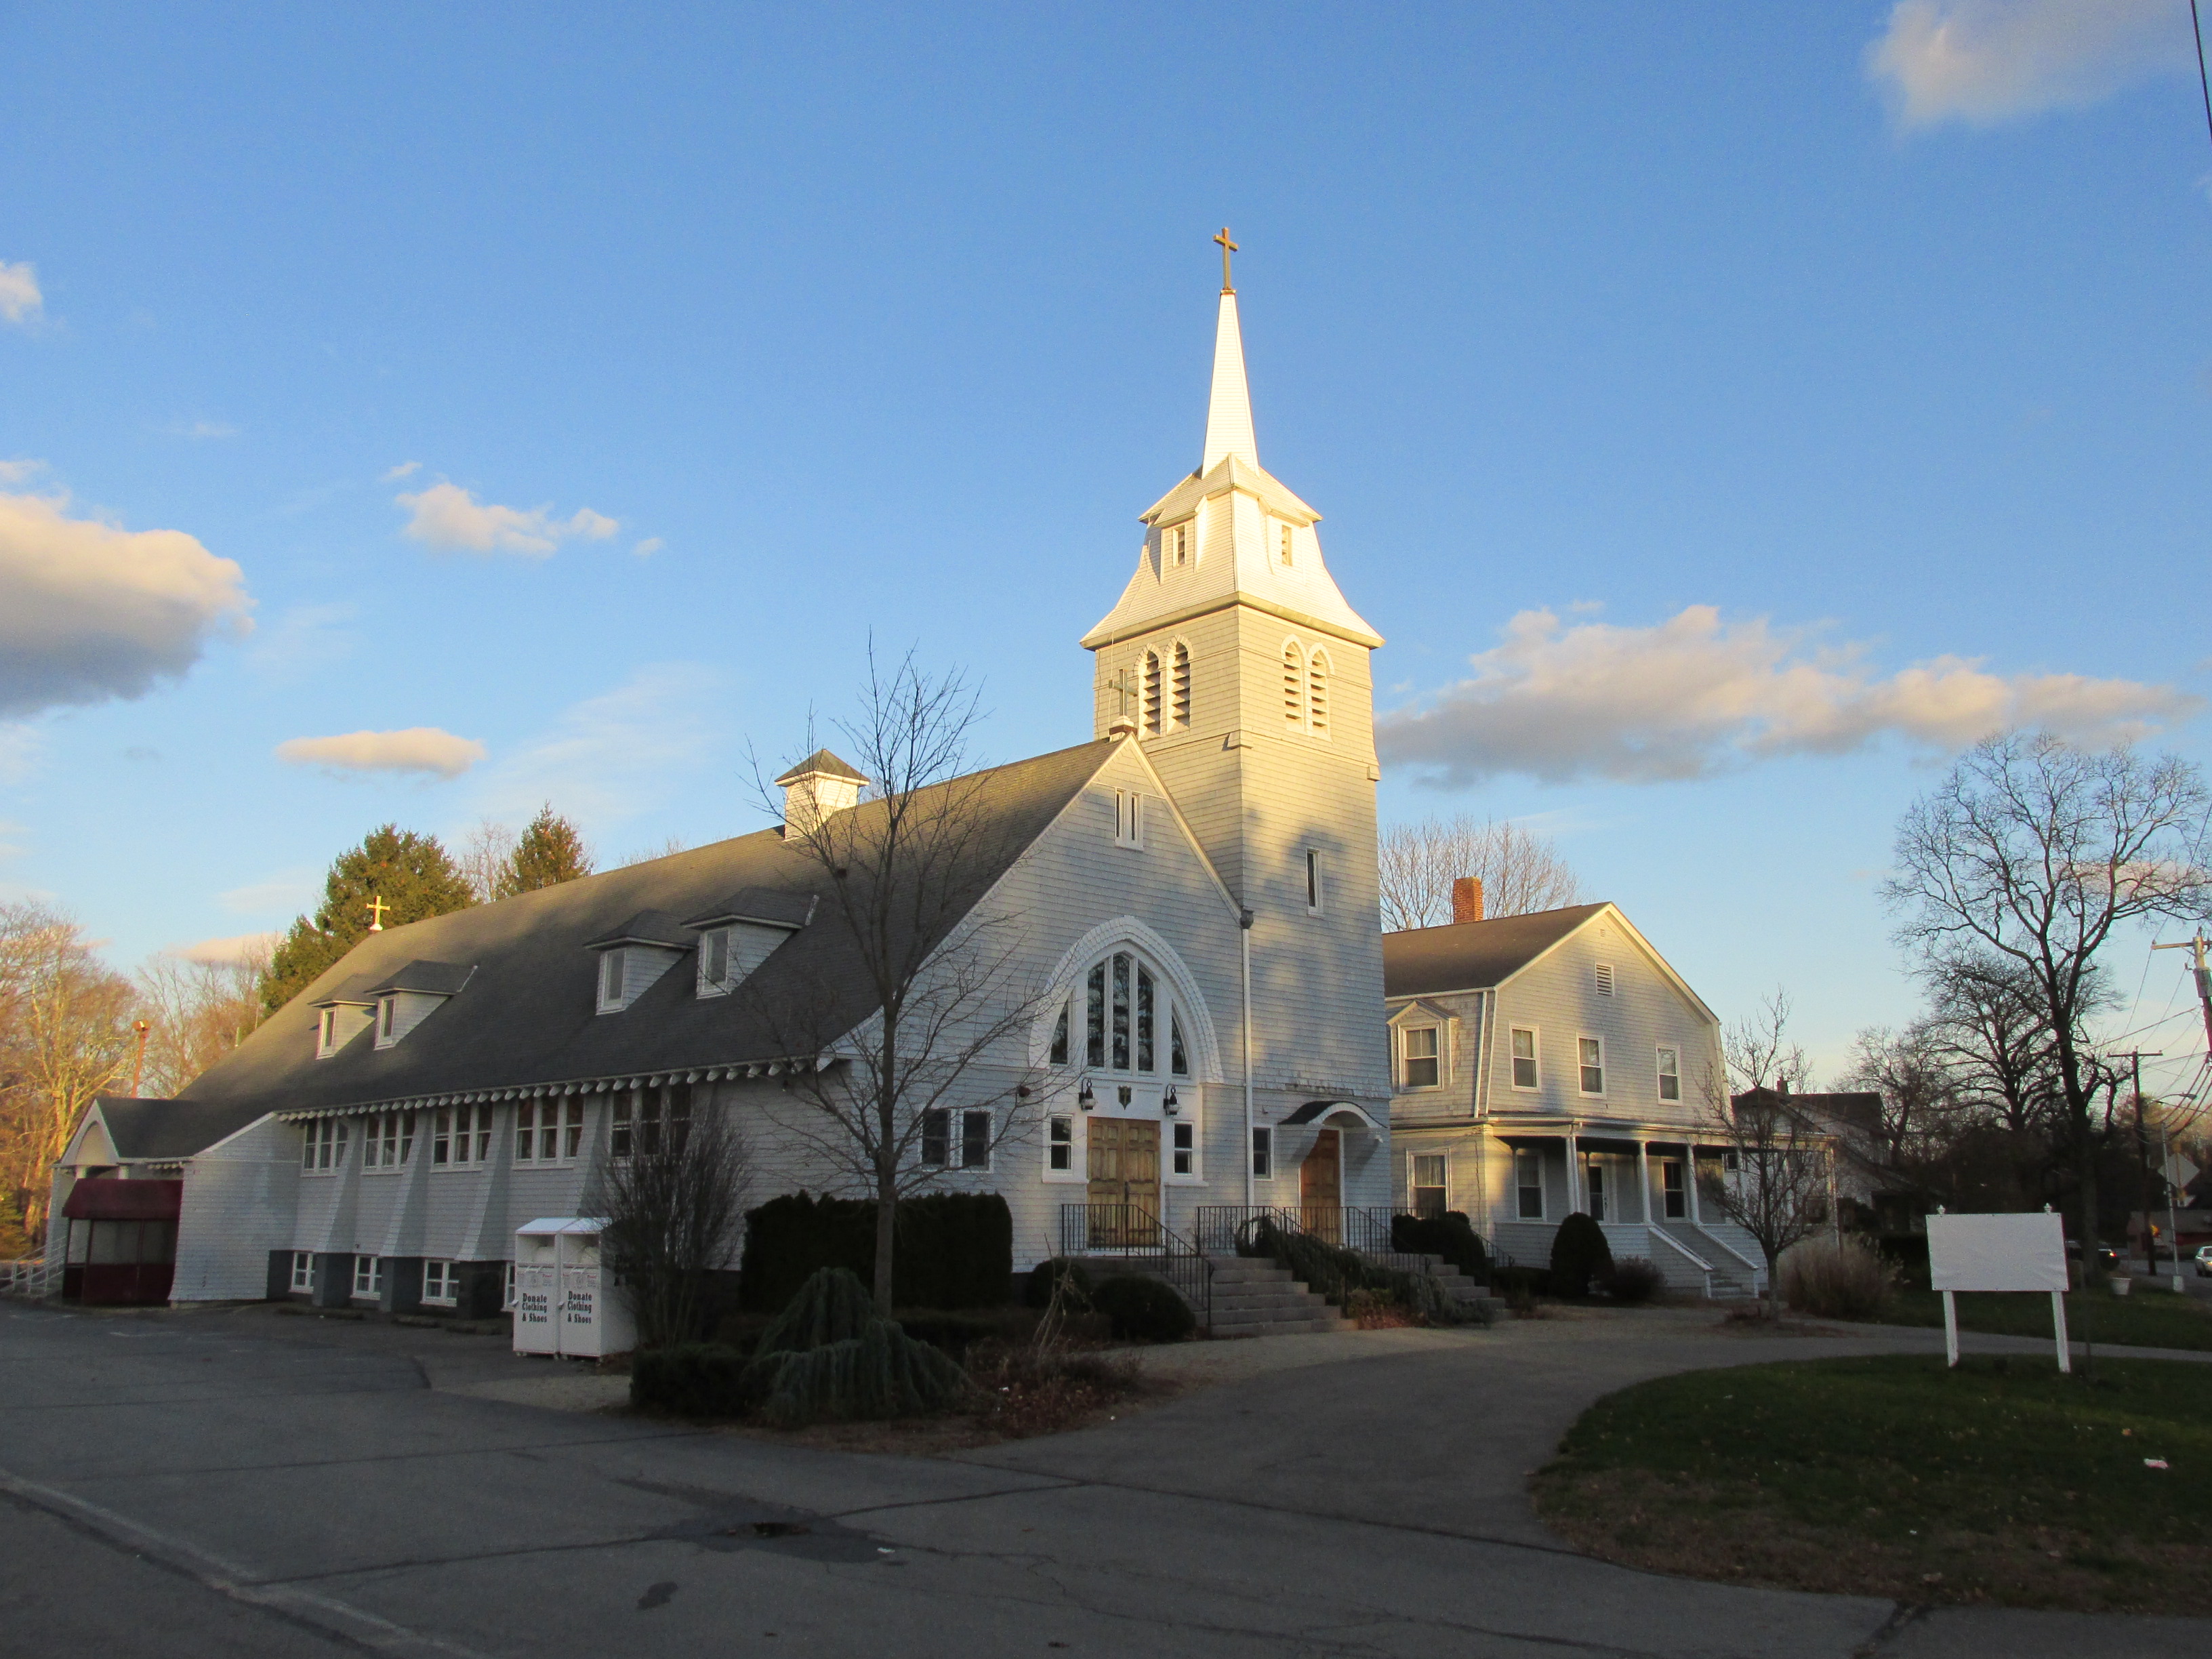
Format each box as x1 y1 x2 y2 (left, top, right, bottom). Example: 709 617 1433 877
298 1084 693 1173
1392 1023 1684 1102
1136 643 1192 736
1158 516 1299 571
1046 950 1192 1078
1283 642 1330 737
293 1252 474 1307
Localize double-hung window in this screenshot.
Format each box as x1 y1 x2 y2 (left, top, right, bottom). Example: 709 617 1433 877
1401 1026 1439 1089
1514 1147 1544 1220
1411 1153 1447 1218
516 1097 585 1163
422 1260 458 1307
352 1255 383 1300
431 1104 491 1167
1250 1126 1273 1180
1510 1028 1538 1090
1170 1120 1195 1176
1578 1037 1605 1097
362 1112 414 1170
920 1108 993 1170
289 1252 313 1294
611 1084 691 1162
300 1119 346 1172
1656 1046 1681 1103
1046 1114 1074 1173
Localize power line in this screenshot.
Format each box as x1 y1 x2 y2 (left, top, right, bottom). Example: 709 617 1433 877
2195 0 2212 152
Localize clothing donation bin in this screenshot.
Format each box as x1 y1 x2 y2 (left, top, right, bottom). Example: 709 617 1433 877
512 1218 634 1357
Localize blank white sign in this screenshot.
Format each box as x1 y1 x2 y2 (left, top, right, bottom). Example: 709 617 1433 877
1927 1212 2068 1294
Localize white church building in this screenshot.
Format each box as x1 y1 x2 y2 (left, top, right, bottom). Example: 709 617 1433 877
51 264 1409 1318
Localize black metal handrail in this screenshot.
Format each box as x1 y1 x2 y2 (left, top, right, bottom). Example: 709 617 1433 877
1192 1204 1431 1276
1057 1203 1214 1334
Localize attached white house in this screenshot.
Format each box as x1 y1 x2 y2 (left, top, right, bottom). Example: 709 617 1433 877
1382 896 1768 1298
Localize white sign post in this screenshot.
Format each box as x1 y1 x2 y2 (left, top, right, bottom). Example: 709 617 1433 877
1926 1210 2071 1373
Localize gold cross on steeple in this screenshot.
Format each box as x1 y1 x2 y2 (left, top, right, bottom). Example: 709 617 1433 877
1214 226 1238 294
366 895 390 932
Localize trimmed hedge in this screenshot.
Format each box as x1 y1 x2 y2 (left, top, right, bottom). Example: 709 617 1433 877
1391 1212 1490 1284
1089 1275 1196 1343
739 1191 1013 1311
631 1342 747 1416
1024 1257 1093 1309
1599 1256 1663 1305
1549 1212 1613 1300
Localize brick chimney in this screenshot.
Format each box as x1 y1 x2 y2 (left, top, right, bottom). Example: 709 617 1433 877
1452 876 1485 924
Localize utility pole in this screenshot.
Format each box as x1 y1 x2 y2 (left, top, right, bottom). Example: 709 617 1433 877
2151 932 2212 1055
129 1019 150 1098
2112 1050 2164 1279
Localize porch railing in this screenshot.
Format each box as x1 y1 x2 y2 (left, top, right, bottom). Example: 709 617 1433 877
1057 1204 1213 1335
1191 1205 1433 1277
0 1258 57 1298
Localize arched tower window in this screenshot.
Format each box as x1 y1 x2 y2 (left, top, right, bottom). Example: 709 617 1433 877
1140 649 1163 736
1307 647 1330 738
1282 641 1305 729
1170 640 1191 730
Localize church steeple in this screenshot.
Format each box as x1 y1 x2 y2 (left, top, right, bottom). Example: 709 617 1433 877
1201 289 1258 473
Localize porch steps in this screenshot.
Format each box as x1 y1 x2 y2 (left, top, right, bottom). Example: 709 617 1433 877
1202 1258 1353 1336
1387 1252 1509 1321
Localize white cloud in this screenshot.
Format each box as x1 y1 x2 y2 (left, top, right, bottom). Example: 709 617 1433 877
274 726 487 779
249 602 356 682
169 930 281 966
0 459 45 484
220 867 316 916
163 419 239 441
1868 0 2191 128
396 480 619 557
0 261 42 326
632 537 664 558
0 491 254 718
1377 605 2203 787
0 726 41 784
382 460 422 481
471 663 720 826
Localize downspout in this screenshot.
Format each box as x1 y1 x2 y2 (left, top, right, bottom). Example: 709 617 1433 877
1240 907 1255 1207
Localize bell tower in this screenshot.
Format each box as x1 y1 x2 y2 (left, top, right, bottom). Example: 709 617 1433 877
1082 239 1387 1100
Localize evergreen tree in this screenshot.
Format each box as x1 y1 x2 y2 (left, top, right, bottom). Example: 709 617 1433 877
495 804 594 898
261 824 476 1014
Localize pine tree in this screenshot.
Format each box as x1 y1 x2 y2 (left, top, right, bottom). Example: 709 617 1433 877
261 824 476 1014
495 804 594 898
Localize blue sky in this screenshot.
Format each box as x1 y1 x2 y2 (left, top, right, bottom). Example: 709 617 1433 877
4 1 2210 1091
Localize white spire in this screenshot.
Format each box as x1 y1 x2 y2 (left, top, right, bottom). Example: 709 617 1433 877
1200 291 1258 472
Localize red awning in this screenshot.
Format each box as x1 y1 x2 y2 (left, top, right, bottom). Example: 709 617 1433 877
62 1179 182 1221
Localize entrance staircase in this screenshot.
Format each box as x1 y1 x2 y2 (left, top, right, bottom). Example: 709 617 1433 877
1205 1256 1353 1336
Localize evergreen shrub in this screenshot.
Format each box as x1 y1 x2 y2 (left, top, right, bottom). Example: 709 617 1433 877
739 1191 1013 1311
630 1342 747 1416
1239 1216 1483 1326
1024 1257 1093 1309
1089 1275 1196 1343
738 1267 972 1425
1391 1212 1490 1283
1549 1213 1613 1300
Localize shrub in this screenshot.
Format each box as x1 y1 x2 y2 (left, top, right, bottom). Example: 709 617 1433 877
735 1267 973 1425
754 1262 876 1353
1781 1237 1896 1320
1549 1213 1613 1300
1089 1275 1197 1343
1239 1216 1483 1326
1024 1257 1093 1309
894 1307 1035 1358
630 1341 747 1416
1599 1257 1664 1305
739 1191 1014 1311
1391 1212 1490 1284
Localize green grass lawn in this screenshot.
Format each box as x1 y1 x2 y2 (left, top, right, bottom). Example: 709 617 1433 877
1533 1355 2212 1613
1861 1286 2212 1353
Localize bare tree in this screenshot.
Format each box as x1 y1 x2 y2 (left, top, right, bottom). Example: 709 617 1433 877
1698 1077 1835 1320
457 819 520 906
135 942 271 1097
1840 1021 1963 1175
617 835 690 869
1723 987 1813 1096
1378 813 1583 930
591 1101 752 1349
745 648 1044 1310
0 903 138 1249
1884 733 2210 1279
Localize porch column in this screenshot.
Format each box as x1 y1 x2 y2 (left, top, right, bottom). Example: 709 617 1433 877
1638 1140 1652 1224
1568 1127 1584 1216
1688 1147 1704 1225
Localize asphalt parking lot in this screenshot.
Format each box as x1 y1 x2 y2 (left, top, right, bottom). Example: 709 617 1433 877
3 1300 2207 1658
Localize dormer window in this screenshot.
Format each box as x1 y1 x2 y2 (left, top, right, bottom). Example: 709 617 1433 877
682 888 812 999
599 948 626 1011
700 928 731 990
379 997 396 1040
363 960 470 1050
586 912 694 1013
1279 523 1294 566
312 983 379 1059
319 1008 337 1052
1170 522 1190 567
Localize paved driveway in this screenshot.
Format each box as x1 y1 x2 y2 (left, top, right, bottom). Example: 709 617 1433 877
2 1301 2205 1658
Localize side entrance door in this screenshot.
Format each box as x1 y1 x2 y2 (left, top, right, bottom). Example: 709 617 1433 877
1300 1128 1343 1243
1087 1118 1161 1247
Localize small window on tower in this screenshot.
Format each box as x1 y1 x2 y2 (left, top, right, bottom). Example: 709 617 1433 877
1114 790 1144 849
1279 523 1294 566
1170 641 1191 729
1172 524 1189 567
1305 849 1325 915
1141 649 1162 736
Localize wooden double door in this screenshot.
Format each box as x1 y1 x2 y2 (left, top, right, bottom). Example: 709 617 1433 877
1087 1118 1160 1247
1300 1128 1343 1243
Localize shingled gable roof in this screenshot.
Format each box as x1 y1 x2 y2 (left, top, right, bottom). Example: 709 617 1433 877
175 738 1120 1121
83 1095 274 1163
1382 903 1610 998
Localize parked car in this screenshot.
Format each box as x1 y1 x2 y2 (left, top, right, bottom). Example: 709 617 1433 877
2065 1240 2124 1274
2194 1244 2212 1279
